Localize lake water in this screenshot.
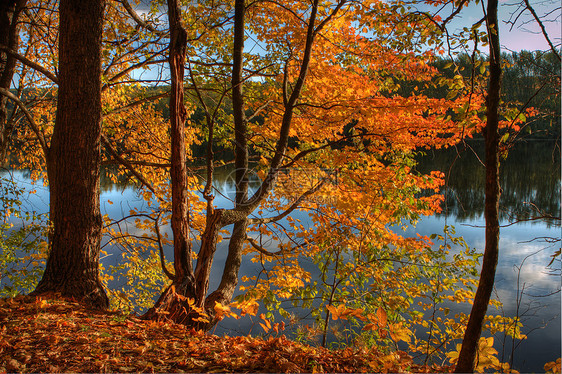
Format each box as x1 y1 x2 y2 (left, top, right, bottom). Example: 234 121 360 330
2 140 560 372
414 140 561 372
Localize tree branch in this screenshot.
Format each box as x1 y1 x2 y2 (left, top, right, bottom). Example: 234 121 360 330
154 211 175 280
100 133 158 196
0 87 49 156
0 45 58 84
119 0 163 34
246 236 281 257
245 0 321 210
248 179 327 225
522 0 561 61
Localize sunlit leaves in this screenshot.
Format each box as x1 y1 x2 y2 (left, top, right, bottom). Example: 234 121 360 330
447 337 511 373
3 0 542 370
545 358 561 374
213 301 238 321
0 176 48 298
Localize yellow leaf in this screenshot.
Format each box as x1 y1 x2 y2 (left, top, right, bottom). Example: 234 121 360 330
447 343 461 364
259 313 272 332
544 358 561 374
38 299 49 308
389 322 411 343
475 337 500 373
214 301 239 320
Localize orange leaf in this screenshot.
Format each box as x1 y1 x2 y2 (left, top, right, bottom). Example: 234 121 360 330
376 308 387 327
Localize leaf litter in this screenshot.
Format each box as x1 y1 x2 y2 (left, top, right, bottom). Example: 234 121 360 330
0 296 452 373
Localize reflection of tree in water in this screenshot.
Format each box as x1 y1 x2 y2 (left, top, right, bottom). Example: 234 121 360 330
416 140 560 224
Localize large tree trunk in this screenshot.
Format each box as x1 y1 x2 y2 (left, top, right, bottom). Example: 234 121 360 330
454 0 502 371
0 0 26 160
32 0 108 309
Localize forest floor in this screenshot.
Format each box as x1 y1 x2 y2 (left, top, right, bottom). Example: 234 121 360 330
0 296 452 373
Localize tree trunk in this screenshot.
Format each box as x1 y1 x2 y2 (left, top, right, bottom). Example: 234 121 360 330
200 0 248 312
32 0 108 309
167 0 193 286
144 0 323 330
0 0 26 160
144 0 250 328
142 0 198 323
454 0 502 371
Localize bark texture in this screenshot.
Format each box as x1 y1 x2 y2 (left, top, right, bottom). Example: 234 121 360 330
167 0 193 284
454 0 502 371
142 0 197 324
32 0 108 309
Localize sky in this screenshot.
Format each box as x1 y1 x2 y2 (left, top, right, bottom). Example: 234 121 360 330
133 0 560 53
443 0 561 52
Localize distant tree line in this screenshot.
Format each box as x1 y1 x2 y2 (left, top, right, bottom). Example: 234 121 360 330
430 50 560 139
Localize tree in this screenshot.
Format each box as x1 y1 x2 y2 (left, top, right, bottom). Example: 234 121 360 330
450 0 561 369
133 0 484 329
31 0 109 309
0 0 27 159
453 0 501 370
142 0 199 323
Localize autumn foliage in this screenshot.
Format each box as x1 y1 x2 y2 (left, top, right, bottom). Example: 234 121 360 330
0 0 559 372
0 296 455 373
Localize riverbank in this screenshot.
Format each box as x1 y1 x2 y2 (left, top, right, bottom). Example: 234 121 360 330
0 296 454 373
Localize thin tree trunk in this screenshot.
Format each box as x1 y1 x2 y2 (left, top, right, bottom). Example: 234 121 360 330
201 0 248 317
454 0 502 371
204 0 321 324
142 0 198 323
167 0 194 286
231 0 249 207
32 0 108 309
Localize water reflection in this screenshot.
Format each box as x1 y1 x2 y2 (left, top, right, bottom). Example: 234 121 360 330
414 139 560 372
1 139 560 372
416 140 561 223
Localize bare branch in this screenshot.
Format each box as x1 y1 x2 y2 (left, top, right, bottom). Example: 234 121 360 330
246 236 281 257
154 211 175 280
0 45 58 84
119 0 163 35
248 179 326 225
522 0 561 60
103 55 167 90
100 133 158 196
0 87 49 156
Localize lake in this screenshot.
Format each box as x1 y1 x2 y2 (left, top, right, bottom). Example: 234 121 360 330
414 140 560 372
2 139 560 372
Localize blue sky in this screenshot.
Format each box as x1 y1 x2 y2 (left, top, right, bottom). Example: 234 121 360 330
133 0 560 53
444 0 561 52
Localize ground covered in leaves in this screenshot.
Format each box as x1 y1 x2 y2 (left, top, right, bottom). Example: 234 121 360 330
0 296 452 373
